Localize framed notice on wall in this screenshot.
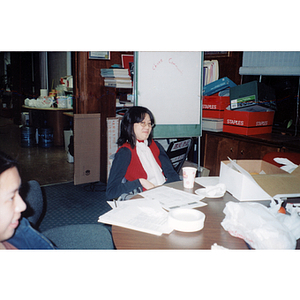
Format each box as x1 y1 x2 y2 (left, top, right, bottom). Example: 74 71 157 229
89 51 110 60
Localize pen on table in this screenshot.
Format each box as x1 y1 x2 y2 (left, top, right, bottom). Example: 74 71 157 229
169 202 198 209
113 196 123 208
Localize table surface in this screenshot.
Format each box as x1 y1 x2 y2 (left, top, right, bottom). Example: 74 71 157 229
22 105 73 111
112 181 251 250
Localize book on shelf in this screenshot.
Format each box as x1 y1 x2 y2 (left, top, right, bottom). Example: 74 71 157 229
101 68 133 88
116 100 134 107
102 73 131 79
101 68 130 78
104 78 132 84
203 60 219 86
105 82 133 88
104 77 131 81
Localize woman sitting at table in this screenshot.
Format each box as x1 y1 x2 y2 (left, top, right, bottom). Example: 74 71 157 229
106 106 180 200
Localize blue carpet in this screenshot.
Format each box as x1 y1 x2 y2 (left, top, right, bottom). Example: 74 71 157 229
39 182 112 232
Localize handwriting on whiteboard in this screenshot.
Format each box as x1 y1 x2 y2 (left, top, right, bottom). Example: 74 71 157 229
168 58 183 75
152 58 183 75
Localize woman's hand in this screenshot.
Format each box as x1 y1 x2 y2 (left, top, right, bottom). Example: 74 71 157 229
139 178 155 190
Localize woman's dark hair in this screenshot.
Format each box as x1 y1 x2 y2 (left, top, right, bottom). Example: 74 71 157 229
0 151 19 175
117 106 155 148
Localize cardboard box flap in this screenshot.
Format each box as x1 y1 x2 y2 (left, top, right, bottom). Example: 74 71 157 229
252 173 300 197
219 160 272 201
235 159 287 175
252 165 300 197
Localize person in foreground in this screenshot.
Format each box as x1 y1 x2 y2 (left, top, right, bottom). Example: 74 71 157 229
106 106 180 200
0 152 28 249
0 151 115 250
0 151 58 249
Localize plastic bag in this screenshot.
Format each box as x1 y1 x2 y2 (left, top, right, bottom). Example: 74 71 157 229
269 199 300 240
221 201 297 249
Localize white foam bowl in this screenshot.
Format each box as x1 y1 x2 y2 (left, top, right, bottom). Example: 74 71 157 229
168 208 205 232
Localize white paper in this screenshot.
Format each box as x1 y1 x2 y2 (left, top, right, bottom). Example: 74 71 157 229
195 176 219 187
139 186 207 211
99 199 172 236
274 157 298 173
195 183 226 199
227 157 257 183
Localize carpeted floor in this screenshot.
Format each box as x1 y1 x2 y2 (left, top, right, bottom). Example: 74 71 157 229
39 181 112 232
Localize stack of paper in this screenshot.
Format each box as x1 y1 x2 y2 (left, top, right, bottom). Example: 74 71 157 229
101 68 132 88
140 186 207 211
98 198 172 236
98 186 207 236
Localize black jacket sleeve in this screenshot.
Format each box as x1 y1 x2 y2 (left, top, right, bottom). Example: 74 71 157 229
106 147 143 200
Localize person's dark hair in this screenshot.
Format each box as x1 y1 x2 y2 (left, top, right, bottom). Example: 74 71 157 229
117 106 155 148
0 151 19 176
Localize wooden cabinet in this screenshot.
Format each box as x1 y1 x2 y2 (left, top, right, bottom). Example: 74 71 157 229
200 131 298 176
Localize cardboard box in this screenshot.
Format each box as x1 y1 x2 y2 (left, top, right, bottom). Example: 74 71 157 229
223 106 275 135
74 114 101 185
230 81 276 110
202 95 230 119
219 159 300 201
202 118 223 132
203 77 236 96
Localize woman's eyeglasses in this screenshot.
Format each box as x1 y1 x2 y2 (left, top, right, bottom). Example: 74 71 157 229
138 121 155 128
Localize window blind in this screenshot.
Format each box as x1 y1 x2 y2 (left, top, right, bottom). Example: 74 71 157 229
239 51 300 76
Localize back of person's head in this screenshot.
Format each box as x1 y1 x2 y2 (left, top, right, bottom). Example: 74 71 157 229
0 151 18 176
117 106 155 148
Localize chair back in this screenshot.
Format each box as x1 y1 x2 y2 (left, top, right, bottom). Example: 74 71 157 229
166 138 192 174
20 180 44 229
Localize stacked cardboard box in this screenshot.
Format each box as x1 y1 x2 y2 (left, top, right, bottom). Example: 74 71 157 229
202 77 235 132
223 106 275 135
222 81 275 136
203 95 230 119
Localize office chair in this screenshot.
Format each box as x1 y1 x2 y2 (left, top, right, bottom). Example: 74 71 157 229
16 180 115 249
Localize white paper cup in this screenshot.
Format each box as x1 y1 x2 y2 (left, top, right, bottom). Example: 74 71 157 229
40 89 48 97
182 167 197 189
